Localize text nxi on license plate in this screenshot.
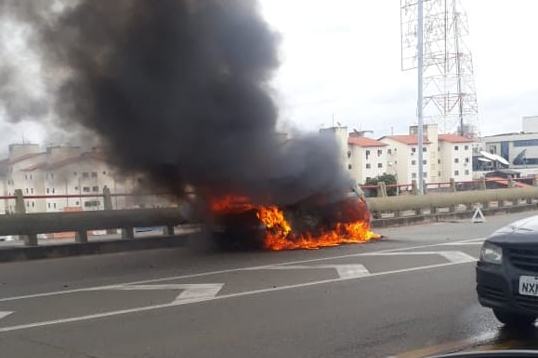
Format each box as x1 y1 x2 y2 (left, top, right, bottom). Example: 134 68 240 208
519 276 538 296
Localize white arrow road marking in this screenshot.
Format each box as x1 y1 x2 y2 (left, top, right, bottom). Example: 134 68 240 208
0 311 13 321
245 264 370 279
108 284 224 304
363 250 477 264
0 259 476 334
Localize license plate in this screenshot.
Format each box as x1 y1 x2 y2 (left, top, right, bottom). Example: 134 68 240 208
519 276 538 296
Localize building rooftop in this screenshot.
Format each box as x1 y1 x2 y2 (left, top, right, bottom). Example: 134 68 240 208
438 134 475 143
21 152 107 172
348 136 387 148
379 135 431 145
8 152 46 165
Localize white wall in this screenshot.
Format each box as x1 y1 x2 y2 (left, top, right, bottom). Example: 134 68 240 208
439 142 473 182
348 145 388 184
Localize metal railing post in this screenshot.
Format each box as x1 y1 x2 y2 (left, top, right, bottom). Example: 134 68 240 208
122 227 135 240
14 189 25 214
75 230 88 244
103 186 113 210
15 189 38 246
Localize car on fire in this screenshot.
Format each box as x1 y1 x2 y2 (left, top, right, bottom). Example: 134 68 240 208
477 215 538 327
210 184 375 250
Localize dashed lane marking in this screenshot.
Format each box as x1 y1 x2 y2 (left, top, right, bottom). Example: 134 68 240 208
0 237 483 303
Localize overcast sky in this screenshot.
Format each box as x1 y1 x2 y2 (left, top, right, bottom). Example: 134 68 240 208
1 0 538 146
261 0 538 137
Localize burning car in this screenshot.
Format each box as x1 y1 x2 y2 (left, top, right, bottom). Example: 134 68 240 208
209 185 378 250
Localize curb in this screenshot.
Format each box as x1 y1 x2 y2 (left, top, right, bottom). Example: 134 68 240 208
0 235 191 263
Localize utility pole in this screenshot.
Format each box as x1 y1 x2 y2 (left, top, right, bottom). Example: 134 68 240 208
417 0 424 194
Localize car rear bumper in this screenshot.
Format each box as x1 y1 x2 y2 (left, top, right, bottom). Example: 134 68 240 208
476 262 538 316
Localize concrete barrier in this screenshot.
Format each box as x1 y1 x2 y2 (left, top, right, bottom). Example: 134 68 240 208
366 187 538 213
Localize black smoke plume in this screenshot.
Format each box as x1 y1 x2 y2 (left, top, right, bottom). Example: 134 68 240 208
0 0 351 206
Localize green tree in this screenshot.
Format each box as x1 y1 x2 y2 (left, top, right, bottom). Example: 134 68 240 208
364 174 398 196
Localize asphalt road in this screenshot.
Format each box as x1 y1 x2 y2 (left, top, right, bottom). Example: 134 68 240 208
1 211 538 358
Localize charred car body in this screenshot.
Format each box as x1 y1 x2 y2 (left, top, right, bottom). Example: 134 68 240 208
210 185 375 250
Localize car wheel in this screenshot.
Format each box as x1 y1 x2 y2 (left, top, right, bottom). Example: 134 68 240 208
493 309 536 327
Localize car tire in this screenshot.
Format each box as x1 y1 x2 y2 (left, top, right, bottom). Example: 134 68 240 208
493 309 536 327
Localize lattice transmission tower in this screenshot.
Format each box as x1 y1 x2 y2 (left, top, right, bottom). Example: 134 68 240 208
401 0 479 136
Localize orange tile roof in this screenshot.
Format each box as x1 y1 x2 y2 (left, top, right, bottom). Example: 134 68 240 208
348 136 387 148
380 135 431 145
438 134 475 143
21 152 107 171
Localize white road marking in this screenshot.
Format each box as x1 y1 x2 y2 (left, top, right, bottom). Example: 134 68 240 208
105 283 224 304
363 251 477 264
0 237 483 303
0 311 13 321
246 264 370 279
0 258 477 334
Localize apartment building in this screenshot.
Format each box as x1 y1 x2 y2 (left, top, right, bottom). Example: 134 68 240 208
348 134 388 184
0 144 135 214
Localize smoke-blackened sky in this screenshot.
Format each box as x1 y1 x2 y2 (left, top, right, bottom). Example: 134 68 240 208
0 0 350 205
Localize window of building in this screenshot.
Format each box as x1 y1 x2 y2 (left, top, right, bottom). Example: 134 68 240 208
102 171 107 175
412 147 416 153
30 188 34 194
74 171 78 176
25 174 27 180
438 159 441 164
30 174 32 180
454 146 459 151
423 172 427 177
84 200 101 208
465 157 470 163
83 187 90 193
91 172 98 178
455 158 459 163
412 173 417 179
347 151 351 159
378 163 383 168
25 188 28 194
53 203 56 209
75 186 79 191
76 201 80 206
82 172 89 178
438 171 441 177
465 170 470 175
366 163 371 169
31 201 35 208
464 145 469 150
388 149 392 155
46 188 50 194
423 147 427 152
454 170 460 176
377 150 383 156
48 203 51 209
52 188 55 194
412 160 416 165
423 160 427 165
93 186 99 192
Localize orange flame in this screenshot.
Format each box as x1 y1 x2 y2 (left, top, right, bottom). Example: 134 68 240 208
211 195 380 251
257 206 379 251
